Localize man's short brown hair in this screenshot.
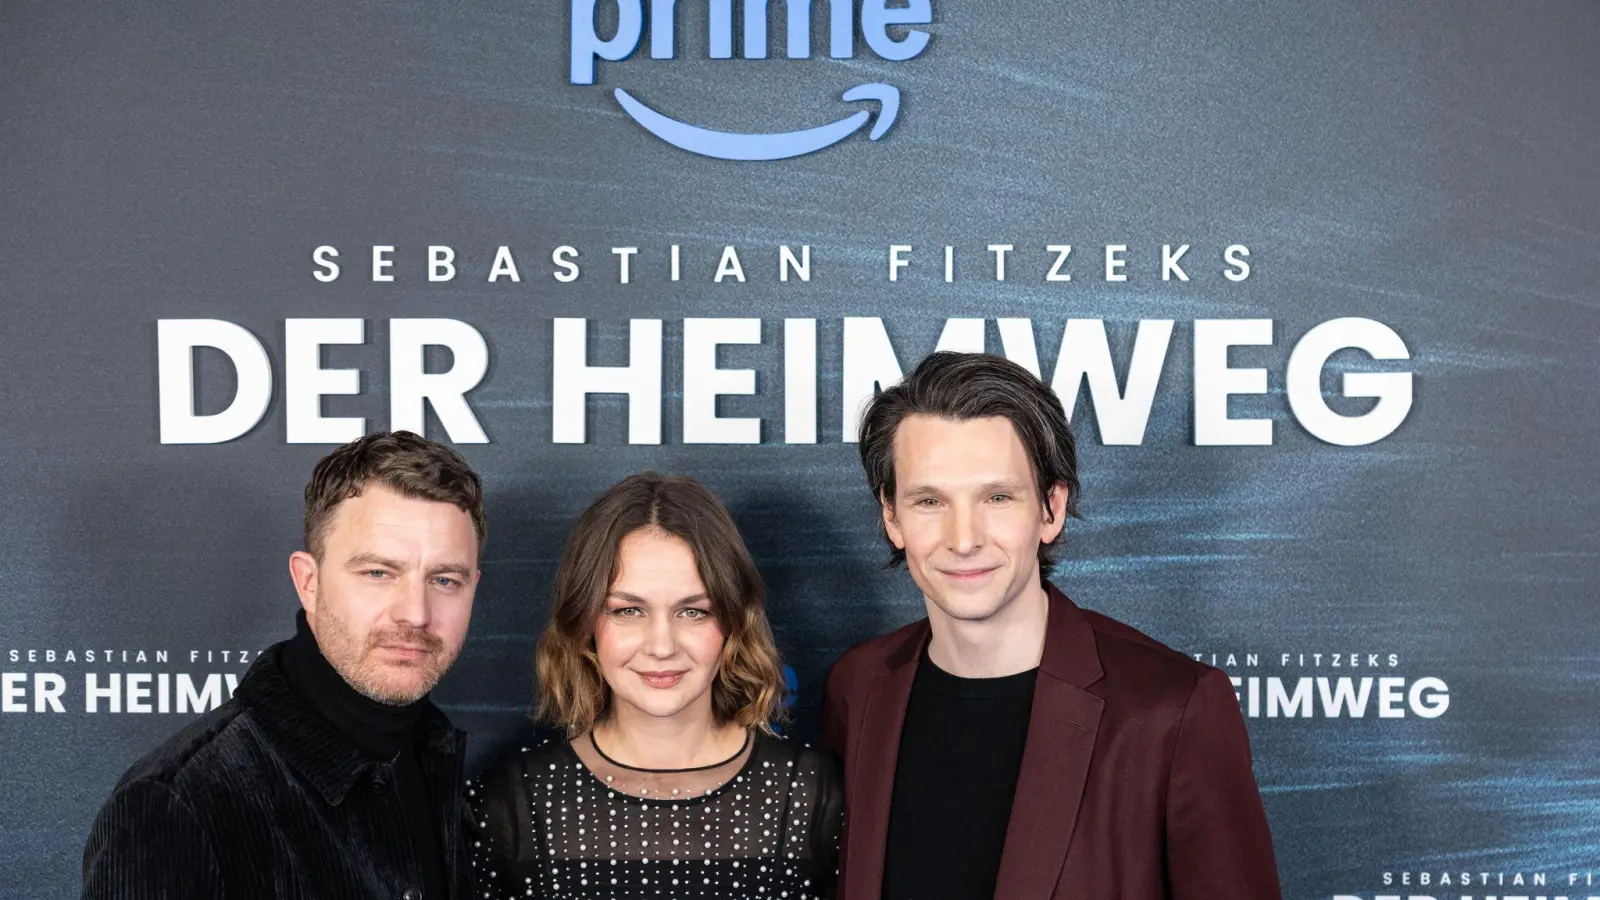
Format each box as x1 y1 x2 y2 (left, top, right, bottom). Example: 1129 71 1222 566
302 431 487 560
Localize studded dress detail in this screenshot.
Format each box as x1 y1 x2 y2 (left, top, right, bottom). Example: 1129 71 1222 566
467 731 843 899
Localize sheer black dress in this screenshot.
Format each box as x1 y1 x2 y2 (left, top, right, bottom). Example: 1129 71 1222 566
467 730 843 900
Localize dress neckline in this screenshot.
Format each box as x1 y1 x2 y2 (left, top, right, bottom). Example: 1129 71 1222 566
589 728 753 773
560 730 766 806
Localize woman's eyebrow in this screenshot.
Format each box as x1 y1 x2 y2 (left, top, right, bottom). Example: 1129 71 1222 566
605 591 710 605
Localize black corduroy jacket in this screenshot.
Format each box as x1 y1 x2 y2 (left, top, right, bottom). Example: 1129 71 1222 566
80 644 472 900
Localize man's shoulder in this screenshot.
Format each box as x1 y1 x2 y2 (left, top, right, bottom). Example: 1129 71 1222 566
1081 605 1199 668
110 697 270 806
1075 603 1220 708
825 617 925 689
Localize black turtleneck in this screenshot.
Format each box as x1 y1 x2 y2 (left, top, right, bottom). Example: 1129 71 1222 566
279 611 445 900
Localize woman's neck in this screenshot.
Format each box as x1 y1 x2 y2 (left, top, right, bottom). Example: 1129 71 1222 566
591 701 747 770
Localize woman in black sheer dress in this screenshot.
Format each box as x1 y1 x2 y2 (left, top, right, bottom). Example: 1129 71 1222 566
468 473 843 900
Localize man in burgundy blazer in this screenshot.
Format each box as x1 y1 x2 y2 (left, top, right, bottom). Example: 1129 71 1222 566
822 351 1281 900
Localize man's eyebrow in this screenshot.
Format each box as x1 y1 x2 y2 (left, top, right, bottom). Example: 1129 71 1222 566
345 552 406 570
901 481 1030 496
425 562 474 579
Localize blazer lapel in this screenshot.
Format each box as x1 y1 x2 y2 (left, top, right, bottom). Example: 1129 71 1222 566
991 586 1106 900
843 623 924 900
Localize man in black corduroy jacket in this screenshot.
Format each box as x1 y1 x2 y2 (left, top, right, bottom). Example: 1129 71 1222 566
82 432 486 900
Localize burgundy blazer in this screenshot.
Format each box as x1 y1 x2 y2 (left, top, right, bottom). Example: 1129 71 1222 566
821 584 1282 900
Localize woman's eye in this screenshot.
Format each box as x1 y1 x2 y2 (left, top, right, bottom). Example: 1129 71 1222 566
989 494 1013 503
610 607 643 618
680 608 711 620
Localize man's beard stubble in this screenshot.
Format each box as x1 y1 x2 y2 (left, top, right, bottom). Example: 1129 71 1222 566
315 605 455 706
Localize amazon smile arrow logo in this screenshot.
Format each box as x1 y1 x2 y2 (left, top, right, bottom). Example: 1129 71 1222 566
613 83 900 161
571 0 932 162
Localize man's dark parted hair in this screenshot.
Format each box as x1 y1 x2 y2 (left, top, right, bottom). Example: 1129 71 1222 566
303 430 487 560
858 351 1081 570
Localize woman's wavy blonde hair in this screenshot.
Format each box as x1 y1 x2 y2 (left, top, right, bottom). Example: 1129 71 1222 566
535 472 786 736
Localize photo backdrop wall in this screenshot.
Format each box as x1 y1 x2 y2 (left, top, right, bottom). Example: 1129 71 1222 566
2 2 1597 898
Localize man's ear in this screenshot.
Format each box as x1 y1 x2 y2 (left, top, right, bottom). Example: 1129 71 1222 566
880 491 906 550
1041 483 1070 543
288 551 320 617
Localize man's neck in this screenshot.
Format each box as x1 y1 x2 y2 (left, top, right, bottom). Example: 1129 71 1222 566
925 577 1051 678
280 611 426 759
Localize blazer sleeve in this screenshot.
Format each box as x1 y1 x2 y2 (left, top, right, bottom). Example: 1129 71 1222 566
1164 667 1283 900
819 654 852 758
81 778 224 900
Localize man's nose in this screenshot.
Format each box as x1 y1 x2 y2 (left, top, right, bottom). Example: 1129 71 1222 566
947 503 983 554
390 575 432 628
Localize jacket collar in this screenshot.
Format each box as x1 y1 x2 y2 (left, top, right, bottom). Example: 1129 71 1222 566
991 583 1106 900
878 581 1103 687
231 641 464 807
1037 581 1104 688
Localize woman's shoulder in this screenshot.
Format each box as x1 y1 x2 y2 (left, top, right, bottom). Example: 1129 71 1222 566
751 730 843 781
471 733 574 790
749 731 845 829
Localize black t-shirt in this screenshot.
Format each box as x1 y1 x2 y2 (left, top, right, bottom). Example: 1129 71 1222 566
881 651 1039 900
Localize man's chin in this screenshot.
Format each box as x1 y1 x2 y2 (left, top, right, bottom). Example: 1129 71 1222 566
352 664 441 705
360 681 432 706
927 592 1007 623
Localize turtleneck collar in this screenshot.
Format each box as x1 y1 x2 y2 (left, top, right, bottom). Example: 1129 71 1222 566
278 609 429 760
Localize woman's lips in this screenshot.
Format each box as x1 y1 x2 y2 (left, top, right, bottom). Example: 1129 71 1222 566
637 670 687 689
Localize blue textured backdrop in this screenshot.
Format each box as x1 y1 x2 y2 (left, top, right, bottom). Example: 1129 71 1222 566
1 1 1597 897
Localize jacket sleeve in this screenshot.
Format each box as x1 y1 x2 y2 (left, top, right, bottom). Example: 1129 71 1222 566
1164 667 1283 900
819 654 852 758
82 778 224 900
